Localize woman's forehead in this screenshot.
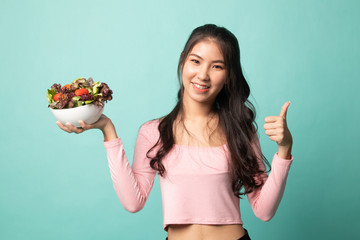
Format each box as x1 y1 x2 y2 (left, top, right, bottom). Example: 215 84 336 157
188 40 224 61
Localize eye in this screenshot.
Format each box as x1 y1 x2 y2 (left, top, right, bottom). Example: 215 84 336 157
213 65 224 70
191 59 200 64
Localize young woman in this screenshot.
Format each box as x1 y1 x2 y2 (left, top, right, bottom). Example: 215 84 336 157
57 24 293 240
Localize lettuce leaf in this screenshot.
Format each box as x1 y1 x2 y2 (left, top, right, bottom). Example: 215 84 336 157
47 89 56 103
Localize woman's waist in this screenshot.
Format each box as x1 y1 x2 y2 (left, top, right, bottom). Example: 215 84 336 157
160 174 240 217
167 224 246 240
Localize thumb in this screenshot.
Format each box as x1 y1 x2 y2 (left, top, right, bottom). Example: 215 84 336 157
280 101 291 119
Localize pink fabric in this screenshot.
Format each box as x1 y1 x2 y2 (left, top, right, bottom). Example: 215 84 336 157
104 119 293 230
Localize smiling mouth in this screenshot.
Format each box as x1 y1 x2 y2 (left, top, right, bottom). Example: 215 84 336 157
192 83 210 89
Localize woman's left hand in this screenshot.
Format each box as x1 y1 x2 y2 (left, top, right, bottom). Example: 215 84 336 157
264 102 293 159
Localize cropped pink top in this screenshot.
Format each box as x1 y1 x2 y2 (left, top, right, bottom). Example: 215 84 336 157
103 119 293 231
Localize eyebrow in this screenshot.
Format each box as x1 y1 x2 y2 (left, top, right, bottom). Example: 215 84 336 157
189 53 225 64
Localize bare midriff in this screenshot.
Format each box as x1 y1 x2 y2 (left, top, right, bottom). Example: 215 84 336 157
167 224 246 240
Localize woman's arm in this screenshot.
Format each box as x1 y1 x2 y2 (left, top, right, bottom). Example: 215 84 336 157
103 121 158 213
246 132 293 221
247 102 294 221
56 116 157 213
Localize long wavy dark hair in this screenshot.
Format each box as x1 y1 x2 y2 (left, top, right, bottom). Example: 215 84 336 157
147 24 270 197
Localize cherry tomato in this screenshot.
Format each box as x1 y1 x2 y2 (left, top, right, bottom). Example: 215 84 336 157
75 88 89 96
53 93 64 101
62 84 71 90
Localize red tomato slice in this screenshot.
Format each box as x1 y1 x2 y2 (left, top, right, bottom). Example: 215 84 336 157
54 93 64 101
62 84 71 90
75 88 89 96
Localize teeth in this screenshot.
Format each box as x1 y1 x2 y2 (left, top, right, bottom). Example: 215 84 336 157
193 83 209 89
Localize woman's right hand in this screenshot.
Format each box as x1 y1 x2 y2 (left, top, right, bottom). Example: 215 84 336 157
56 114 118 141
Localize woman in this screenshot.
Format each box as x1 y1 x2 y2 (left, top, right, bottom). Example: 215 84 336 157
57 24 293 240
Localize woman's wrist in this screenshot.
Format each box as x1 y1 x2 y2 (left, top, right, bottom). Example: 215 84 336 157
277 145 292 160
102 119 118 142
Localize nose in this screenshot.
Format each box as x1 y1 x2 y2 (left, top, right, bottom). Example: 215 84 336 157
197 65 210 81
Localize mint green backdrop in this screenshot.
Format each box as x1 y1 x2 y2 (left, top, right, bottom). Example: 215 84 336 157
0 0 358 239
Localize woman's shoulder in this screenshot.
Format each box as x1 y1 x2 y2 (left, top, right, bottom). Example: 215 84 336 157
141 118 161 129
138 118 161 139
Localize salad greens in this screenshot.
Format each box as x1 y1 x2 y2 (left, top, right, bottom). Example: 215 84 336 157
47 77 113 109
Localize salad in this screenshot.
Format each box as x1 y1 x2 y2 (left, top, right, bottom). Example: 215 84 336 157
47 77 113 109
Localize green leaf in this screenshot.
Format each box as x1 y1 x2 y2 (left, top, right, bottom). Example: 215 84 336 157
46 89 56 103
74 101 83 107
72 96 81 101
86 87 92 94
93 81 100 94
72 77 86 83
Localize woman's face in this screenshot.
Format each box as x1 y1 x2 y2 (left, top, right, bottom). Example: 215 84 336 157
181 39 227 107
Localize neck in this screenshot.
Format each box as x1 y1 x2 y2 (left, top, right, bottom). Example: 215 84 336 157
181 96 215 122
175 96 224 147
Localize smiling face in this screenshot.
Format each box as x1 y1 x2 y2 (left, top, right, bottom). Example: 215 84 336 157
181 39 227 107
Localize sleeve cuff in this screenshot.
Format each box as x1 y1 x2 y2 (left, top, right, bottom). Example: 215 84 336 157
272 153 293 167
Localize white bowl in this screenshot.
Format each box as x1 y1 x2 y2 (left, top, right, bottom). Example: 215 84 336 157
50 104 104 127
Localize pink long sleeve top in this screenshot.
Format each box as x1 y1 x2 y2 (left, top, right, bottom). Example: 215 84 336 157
103 119 293 231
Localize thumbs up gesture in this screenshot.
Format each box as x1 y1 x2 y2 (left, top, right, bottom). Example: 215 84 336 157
264 102 293 159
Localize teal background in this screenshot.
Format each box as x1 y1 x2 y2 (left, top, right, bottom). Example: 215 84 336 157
0 0 359 239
